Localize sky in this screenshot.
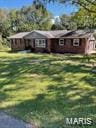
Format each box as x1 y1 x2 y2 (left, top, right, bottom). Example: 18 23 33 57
0 0 78 16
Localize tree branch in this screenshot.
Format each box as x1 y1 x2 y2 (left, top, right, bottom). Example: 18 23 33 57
72 0 96 13
59 0 96 13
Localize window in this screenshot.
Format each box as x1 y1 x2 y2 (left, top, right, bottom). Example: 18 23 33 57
73 39 80 46
35 39 46 48
59 39 64 46
89 40 95 44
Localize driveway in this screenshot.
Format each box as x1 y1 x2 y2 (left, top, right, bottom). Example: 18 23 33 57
0 112 34 128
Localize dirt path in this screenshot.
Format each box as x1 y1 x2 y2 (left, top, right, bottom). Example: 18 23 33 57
0 112 34 128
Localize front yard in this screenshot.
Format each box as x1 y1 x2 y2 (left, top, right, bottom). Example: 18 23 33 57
0 52 96 128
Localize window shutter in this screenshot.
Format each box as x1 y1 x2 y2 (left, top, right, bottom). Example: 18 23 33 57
46 39 47 48
64 39 66 45
71 39 73 46
57 39 59 45
33 39 35 47
15 39 17 45
79 39 82 46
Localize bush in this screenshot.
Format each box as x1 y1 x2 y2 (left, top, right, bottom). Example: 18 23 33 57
0 35 10 50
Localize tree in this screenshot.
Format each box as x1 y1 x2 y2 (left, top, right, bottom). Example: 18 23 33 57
51 17 63 30
60 14 77 30
8 3 52 32
0 2 52 37
73 7 96 29
41 0 96 13
0 9 11 37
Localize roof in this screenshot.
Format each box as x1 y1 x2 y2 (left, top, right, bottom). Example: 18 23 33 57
8 30 94 39
24 30 68 38
32 30 54 38
62 30 93 38
46 30 68 37
8 32 30 39
8 30 68 39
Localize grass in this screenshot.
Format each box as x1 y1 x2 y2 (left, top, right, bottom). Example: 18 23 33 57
0 51 96 128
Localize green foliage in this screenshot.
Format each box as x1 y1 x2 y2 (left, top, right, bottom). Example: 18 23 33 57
73 7 96 29
43 0 96 13
0 3 52 38
60 14 77 30
53 5 96 30
0 9 11 37
51 17 63 30
15 4 52 31
0 36 3 50
0 43 3 50
0 0 96 36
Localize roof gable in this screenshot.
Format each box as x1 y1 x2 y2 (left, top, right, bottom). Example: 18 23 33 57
24 31 48 39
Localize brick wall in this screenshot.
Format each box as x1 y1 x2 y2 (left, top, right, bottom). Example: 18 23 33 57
11 39 25 51
11 38 88 54
50 38 86 54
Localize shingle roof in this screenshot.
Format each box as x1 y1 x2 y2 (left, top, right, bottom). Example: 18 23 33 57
8 30 93 39
48 30 68 37
62 30 93 38
32 30 68 38
8 32 30 39
8 30 68 39
34 30 54 38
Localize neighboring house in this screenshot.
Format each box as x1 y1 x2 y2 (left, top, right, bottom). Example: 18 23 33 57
8 30 96 54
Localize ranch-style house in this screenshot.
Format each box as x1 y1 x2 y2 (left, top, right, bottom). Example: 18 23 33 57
8 30 96 54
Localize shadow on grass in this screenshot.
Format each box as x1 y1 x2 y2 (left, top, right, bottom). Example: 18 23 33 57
0 53 96 128
5 84 96 128
0 92 9 103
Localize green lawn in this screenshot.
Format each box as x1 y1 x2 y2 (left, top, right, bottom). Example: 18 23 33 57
0 51 96 128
